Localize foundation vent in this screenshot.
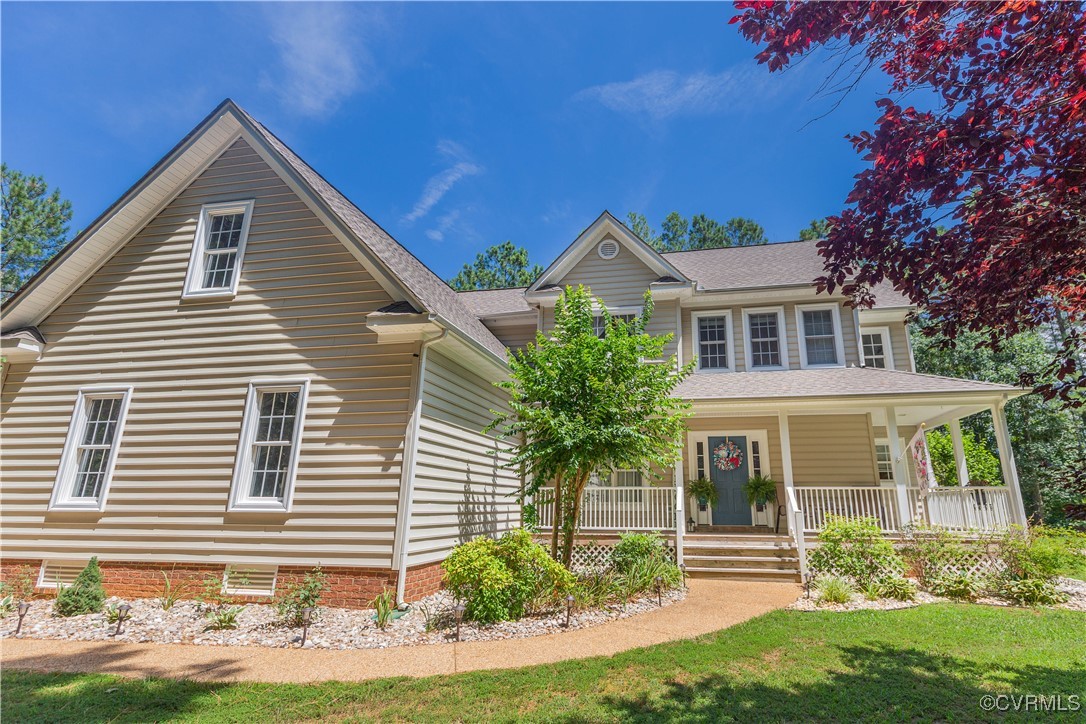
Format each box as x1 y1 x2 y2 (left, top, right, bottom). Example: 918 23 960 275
37 560 87 589
222 565 278 597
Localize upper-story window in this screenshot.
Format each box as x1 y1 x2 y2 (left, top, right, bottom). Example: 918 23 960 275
183 199 255 299
592 309 638 338
861 326 894 369
743 307 786 370
694 311 733 371
796 303 845 369
49 386 133 511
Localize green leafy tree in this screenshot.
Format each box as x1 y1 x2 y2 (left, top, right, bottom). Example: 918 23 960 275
798 218 832 241
911 318 1086 522
926 428 1001 487
1 164 73 295
448 241 543 291
638 212 768 252
658 212 689 252
625 212 660 248
489 285 694 564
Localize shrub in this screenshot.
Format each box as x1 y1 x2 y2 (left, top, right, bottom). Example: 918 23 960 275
814 575 854 605
1000 578 1068 606
929 572 981 601
998 526 1086 581
1034 526 1086 579
617 556 683 601
54 558 106 617
860 580 882 601
443 529 574 624
276 566 327 627
611 532 670 574
808 516 905 585
205 605 242 630
573 570 623 609
878 576 918 601
901 526 975 585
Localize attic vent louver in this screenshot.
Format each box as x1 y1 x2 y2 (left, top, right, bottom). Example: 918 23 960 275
38 560 86 589
597 239 620 260
222 565 278 597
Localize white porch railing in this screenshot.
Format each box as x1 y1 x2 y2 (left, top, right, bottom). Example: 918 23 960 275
909 486 1015 532
536 486 676 531
795 486 901 533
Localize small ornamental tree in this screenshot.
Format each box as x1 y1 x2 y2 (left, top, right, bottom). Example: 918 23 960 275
489 285 694 565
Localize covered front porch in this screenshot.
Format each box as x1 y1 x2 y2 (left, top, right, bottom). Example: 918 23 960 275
537 368 1029 575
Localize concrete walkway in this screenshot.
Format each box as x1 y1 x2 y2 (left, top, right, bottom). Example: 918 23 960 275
1 579 799 684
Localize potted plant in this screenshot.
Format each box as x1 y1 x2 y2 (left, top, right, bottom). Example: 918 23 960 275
744 474 778 508
685 478 717 507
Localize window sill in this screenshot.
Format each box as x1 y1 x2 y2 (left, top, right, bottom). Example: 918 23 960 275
747 366 787 372
799 363 846 370
695 367 732 374
48 501 106 513
228 501 291 513
181 289 237 302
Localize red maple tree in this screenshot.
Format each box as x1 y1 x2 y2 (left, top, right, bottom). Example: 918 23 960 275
732 1 1086 405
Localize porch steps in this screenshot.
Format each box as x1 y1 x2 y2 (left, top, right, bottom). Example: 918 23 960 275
683 531 801 583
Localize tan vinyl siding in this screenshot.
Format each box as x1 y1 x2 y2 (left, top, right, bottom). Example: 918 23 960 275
889 322 913 372
408 350 520 565
789 414 878 486
557 237 659 308
484 320 538 352
0 137 413 568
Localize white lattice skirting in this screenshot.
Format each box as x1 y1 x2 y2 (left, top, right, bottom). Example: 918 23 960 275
565 542 677 574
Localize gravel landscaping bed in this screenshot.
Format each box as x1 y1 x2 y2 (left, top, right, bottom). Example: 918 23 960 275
0 587 686 650
789 576 1086 612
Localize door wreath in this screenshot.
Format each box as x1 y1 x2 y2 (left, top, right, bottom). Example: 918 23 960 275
712 439 744 472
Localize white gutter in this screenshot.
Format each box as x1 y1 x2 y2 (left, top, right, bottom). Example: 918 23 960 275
393 327 448 605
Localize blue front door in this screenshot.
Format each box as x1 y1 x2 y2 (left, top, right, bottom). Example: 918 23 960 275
709 435 752 525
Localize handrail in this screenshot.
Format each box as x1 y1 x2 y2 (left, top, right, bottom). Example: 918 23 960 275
786 487 808 577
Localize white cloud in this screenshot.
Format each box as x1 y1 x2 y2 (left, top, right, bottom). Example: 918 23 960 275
425 210 461 241
262 4 373 118
403 142 482 224
575 66 775 120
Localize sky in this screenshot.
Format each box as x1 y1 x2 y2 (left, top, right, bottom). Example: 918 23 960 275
2 2 889 281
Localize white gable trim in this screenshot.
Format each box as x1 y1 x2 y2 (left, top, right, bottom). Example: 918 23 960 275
2 109 244 330
527 212 691 294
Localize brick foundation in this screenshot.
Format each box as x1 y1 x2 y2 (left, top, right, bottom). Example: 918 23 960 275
0 558 446 608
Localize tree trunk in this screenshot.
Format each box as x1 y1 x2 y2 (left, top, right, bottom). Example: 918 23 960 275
561 469 591 568
550 475 564 560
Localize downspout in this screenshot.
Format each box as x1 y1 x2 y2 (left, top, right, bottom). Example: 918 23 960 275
394 327 447 605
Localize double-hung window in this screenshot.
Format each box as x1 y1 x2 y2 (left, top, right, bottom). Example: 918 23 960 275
797 304 845 368
592 309 638 338
183 199 255 299
50 387 133 511
694 311 732 371
875 441 895 482
743 307 785 370
860 327 894 369
229 380 310 512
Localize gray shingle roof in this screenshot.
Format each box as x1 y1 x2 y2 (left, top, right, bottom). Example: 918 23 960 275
674 367 1017 401
457 287 532 317
237 105 508 360
662 240 912 306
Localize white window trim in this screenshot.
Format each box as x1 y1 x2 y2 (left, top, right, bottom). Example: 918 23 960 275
591 305 642 335
228 378 310 513
691 310 734 373
795 303 846 369
874 438 896 484
182 199 255 300
860 325 895 369
48 386 133 512
742 306 789 371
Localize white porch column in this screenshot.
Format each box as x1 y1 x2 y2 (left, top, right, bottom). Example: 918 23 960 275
992 401 1028 525
884 406 913 528
948 418 970 486
673 458 685 565
777 410 798 528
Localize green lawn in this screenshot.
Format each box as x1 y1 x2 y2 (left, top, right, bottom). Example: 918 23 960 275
4 604 1085 722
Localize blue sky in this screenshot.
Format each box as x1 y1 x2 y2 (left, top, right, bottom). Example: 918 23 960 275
2 2 886 281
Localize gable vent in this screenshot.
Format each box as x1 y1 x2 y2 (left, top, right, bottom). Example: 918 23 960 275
222 565 278 597
37 560 86 589
597 239 620 260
